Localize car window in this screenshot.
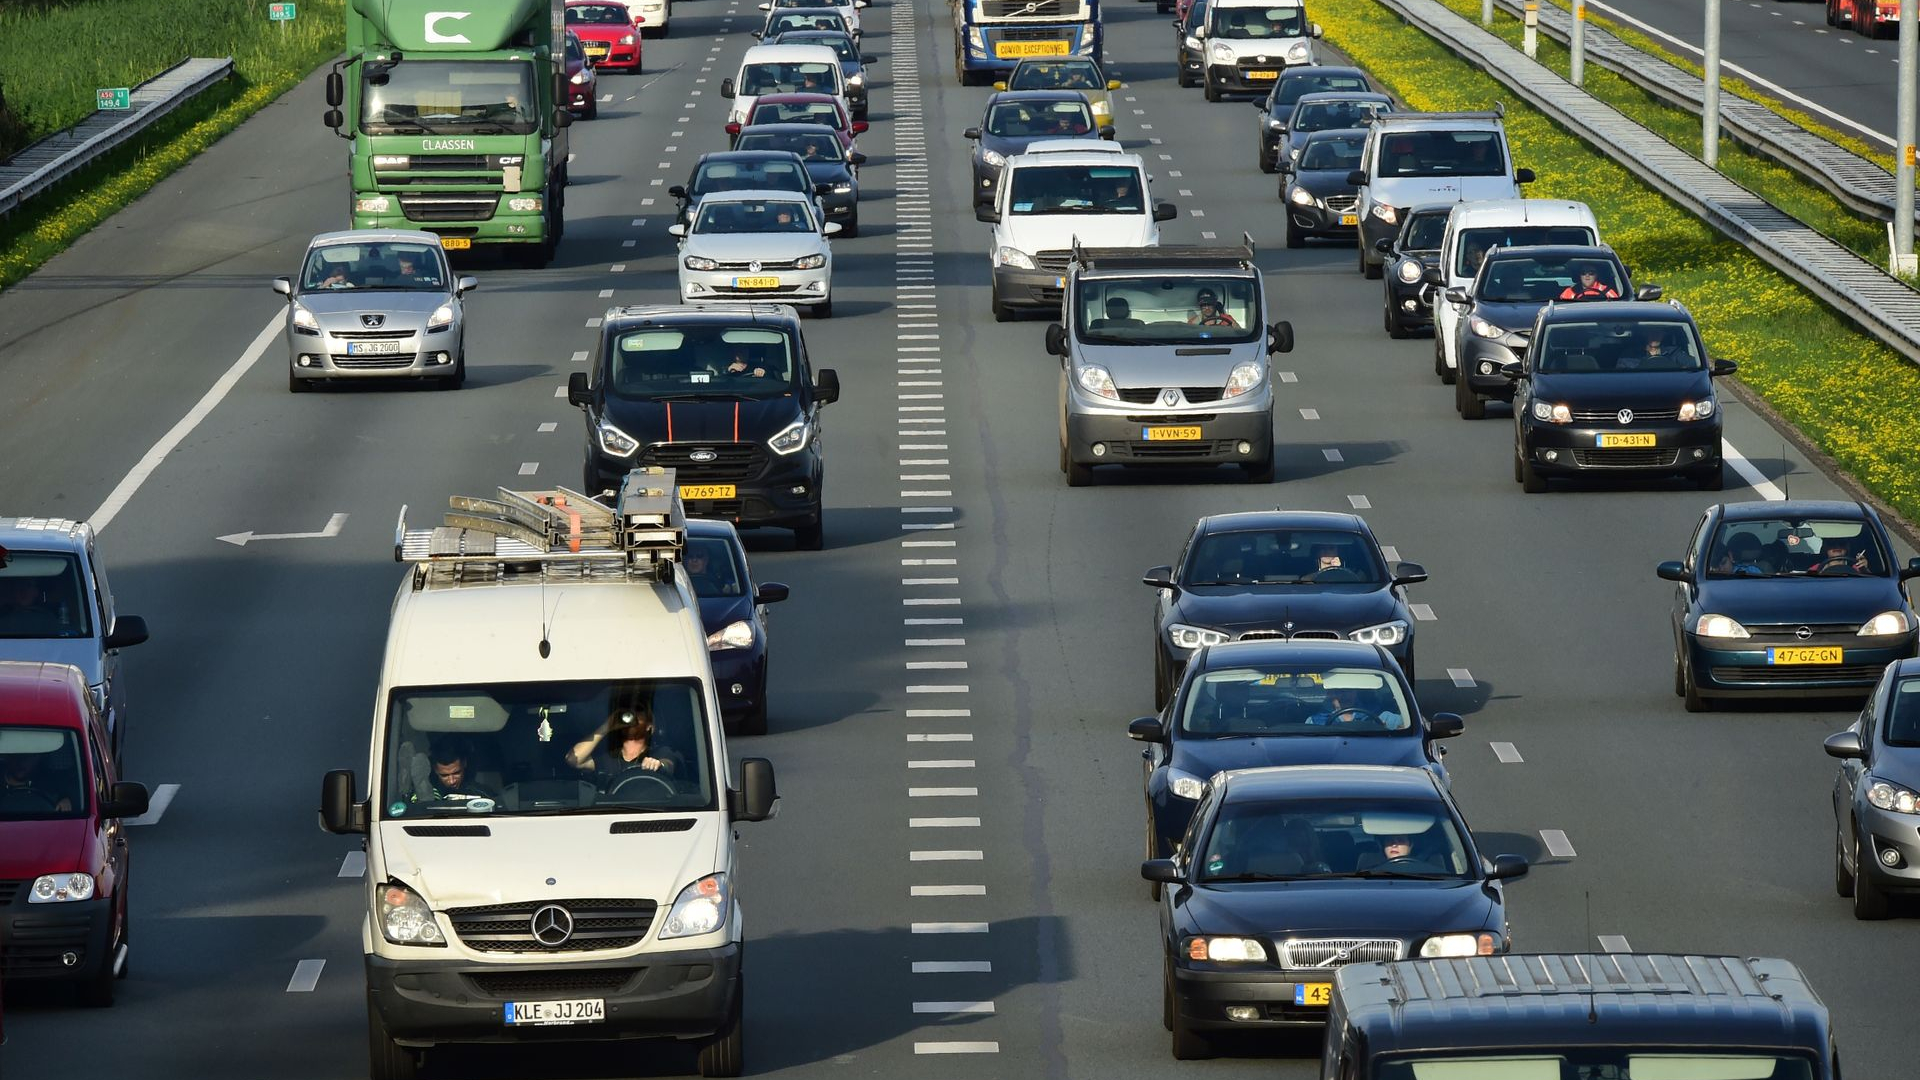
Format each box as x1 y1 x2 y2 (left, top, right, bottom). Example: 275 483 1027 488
739 61 838 95
1376 129 1507 179
752 101 843 127
1534 319 1703 375
781 33 857 59
1704 517 1889 579
1210 4 1306 39
86 726 109 807
0 726 85 820
768 13 845 35
1477 254 1622 303
986 100 1092 138
692 198 816 233
566 3 633 24
685 537 747 597
1275 73 1368 110
1298 134 1363 171
608 326 798 400
1402 210 1449 250
1293 98 1390 132
300 242 446 291
566 35 585 63
694 160 809 193
1009 60 1102 90
1200 797 1472 880
1181 529 1384 585
736 131 845 161
1075 276 1259 345
1452 226 1595 276
1181 667 1412 738
0 549 94 639
1886 680 1920 747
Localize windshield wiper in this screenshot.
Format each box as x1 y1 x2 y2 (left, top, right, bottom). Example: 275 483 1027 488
1347 868 1458 880
1202 872 1315 883
648 392 750 402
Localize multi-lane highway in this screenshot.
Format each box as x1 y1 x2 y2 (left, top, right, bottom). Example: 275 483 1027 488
2 0 1916 1075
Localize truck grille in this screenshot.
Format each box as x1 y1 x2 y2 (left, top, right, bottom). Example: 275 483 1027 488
382 155 491 171
641 442 769 482
1277 938 1404 968
982 0 1086 16
1569 448 1680 468
467 968 640 997
990 25 1077 39
446 898 658 954
399 194 499 222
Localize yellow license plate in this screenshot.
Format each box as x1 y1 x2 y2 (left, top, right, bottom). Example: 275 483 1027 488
1597 432 1656 448
733 276 780 289
1142 425 1203 441
584 44 608 54
1768 646 1843 665
1246 69 1279 80
994 40 1070 57
1340 214 1358 226
439 237 471 250
1294 982 1331 1006
679 484 737 500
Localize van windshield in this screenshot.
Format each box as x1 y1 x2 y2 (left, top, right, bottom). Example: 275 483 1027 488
1007 165 1144 214
1372 1051 1817 1079
0 726 86 821
608 325 798 400
380 678 717 818
1073 276 1260 344
739 61 837 95
1374 129 1506 179
1454 225 1596 276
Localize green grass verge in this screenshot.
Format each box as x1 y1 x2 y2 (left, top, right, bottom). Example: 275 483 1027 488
1315 1 1920 521
0 0 343 294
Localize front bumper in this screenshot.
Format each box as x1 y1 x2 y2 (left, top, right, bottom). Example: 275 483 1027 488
1286 198 1359 239
1357 212 1397 266
581 45 640 70
1066 405 1273 468
991 263 1064 310
367 943 739 1047
1687 632 1915 698
681 267 831 307
1 893 114 982
1169 963 1341 1029
567 83 597 111
1458 337 1523 398
1385 272 1433 328
1856 804 1920 892
709 647 769 722
288 325 463 380
585 444 823 530
1521 419 1721 477
820 189 858 220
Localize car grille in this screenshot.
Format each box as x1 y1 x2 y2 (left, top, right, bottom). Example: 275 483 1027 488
0 880 21 904
1742 623 1862 637
982 0 1085 15
3 912 94 976
989 25 1078 39
331 329 415 341
641 442 769 483
1569 448 1680 469
1034 249 1072 274
1123 413 1216 423
1278 938 1404 968
399 194 499 222
446 898 658 954
1324 195 1359 213
1571 407 1681 422
711 258 806 272
1237 629 1343 641
466 968 640 997
1111 440 1240 460
705 286 817 300
1115 387 1226 405
1711 664 1882 684
330 354 418 369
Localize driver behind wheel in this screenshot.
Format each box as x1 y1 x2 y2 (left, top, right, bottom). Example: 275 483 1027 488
0 750 74 813
565 706 682 779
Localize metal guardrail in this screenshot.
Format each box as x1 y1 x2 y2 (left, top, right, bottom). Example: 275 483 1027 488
0 57 234 218
1490 0 1913 225
1375 0 1920 367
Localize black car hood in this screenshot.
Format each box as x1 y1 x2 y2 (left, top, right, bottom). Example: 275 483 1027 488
802 160 854 185
602 393 803 443
1173 733 1428 777
1289 168 1359 198
1175 586 1399 635
695 592 754 634
1528 370 1711 411
980 131 1075 159
1179 877 1498 939
1697 574 1906 627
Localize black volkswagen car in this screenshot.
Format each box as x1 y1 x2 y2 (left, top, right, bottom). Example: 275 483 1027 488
964 90 1109 217
768 29 870 118
1508 301 1735 492
685 519 788 734
1249 65 1372 163
668 150 822 228
731 123 865 235
1146 511 1427 706
1660 499 1920 710
1450 245 1648 420
1378 202 1451 340
1275 91 1391 171
1143 765 1526 1059
1280 128 1364 247
1130 640 1463 874
568 304 841 549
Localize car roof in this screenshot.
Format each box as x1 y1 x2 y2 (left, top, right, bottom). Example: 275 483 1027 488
753 92 842 104
1199 639 1390 671
1219 764 1442 800
736 122 844 136
307 229 446 247
605 303 802 331
1198 510 1371 534
1007 149 1142 168
771 30 856 44
1280 65 1367 80
740 43 842 60
685 518 744 542
1302 126 1368 144
1448 198 1592 223
1535 300 1691 324
986 89 1091 105
1294 90 1392 104
696 188 817 204
1022 139 1126 155
0 661 90 728
0 518 89 549
1483 244 1621 262
1717 499 1867 522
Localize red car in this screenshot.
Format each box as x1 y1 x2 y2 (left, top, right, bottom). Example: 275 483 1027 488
565 1 642 73
563 30 601 118
1829 0 1900 36
727 92 867 151
0 661 149 1006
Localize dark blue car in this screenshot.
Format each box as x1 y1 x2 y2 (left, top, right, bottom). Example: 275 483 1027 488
686 519 788 734
1660 499 1920 710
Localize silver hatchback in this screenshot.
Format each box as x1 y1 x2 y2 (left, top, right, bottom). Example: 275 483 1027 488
273 229 477 392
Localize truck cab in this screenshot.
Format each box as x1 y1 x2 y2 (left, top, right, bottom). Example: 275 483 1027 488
952 0 1104 85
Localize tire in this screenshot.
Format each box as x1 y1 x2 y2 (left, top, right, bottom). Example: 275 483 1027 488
1457 373 1486 419
1695 464 1724 491
1682 650 1708 713
739 677 769 736
1672 635 1687 698
697 978 745 1077
1161 958 1176 1027
585 99 599 120
289 368 312 393
843 214 859 238
1285 217 1304 248
368 997 420 1080
1520 454 1548 494
438 353 465 391
1258 144 1276 174
1836 821 1856 898
1066 457 1094 487
79 947 116 1008
1203 75 1221 102
1147 815 1164 901
1853 832 1891 919
1513 446 1525 484
992 281 1015 322
1362 252 1382 280
1178 65 1196 89
813 297 833 319
1153 649 1170 710
1169 982 1212 1061
1386 298 1410 339
1243 452 1275 483
794 514 825 551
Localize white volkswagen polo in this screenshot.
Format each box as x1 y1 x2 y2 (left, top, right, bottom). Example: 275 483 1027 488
670 189 840 317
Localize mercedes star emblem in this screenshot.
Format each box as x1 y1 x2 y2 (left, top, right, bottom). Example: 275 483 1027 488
361 314 385 329
530 904 574 947
688 449 719 463
1796 626 1814 640
1617 408 1634 425
1161 388 1180 406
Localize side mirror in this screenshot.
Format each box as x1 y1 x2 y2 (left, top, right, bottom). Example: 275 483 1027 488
1268 320 1294 354
1373 238 1393 255
669 184 689 199
455 275 479 295
1108 79 1122 90
554 108 573 129
1823 730 1865 760
1171 17 1183 27
733 757 779 821
1153 202 1177 222
1311 21 1323 36
1711 358 1738 377
725 121 742 136
963 126 981 140
755 582 791 605
319 769 369 835
1099 125 1117 141
1142 565 1177 592
852 120 869 135
1902 557 1920 582
823 221 843 236
271 277 293 297
1045 323 1069 357
849 151 868 165
1655 560 1689 583
1346 168 1367 186
1515 166 1536 184
103 615 150 650
1141 858 1184 884
721 78 736 98
977 206 1000 223
323 108 344 130
325 70 344 108
1422 266 1445 286
1499 361 1525 380
1127 716 1167 742
1390 561 1428 587
814 367 841 404
567 371 592 407
1193 24 1208 38
102 781 150 820
1444 286 1470 307
1426 712 1465 739
1488 854 1529 880
1634 284 1663 301
993 81 1009 91
667 222 688 237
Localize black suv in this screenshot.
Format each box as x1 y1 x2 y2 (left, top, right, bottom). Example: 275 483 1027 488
568 305 841 549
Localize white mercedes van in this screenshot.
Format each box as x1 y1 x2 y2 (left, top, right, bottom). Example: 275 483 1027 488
1427 198 1599 383
984 147 1177 321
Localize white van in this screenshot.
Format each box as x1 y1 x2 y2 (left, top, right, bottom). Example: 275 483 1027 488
1350 109 1533 279
984 148 1177 321
321 470 777 1080
720 43 848 128
1197 0 1321 102
1427 198 1600 383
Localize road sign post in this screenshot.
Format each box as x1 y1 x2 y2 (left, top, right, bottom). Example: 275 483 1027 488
269 1 297 32
1703 0 1722 168
1523 2 1538 59
1570 0 1586 86
1482 0 1493 27
1898 0 1917 268
95 88 130 111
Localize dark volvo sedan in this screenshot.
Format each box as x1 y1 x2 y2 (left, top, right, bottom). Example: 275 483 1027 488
1660 499 1920 710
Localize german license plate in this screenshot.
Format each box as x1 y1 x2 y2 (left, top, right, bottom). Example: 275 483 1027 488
680 484 737 499
1769 646 1843 665
1339 213 1358 226
1246 69 1279 80
439 236 471 250
995 40 1070 57
733 276 780 289
504 998 605 1026
346 340 408 356
1142 426 1202 441
1294 982 1331 1006
1597 432 1656 447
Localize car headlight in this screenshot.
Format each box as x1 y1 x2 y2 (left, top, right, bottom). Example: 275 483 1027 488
968 27 985 48
290 305 318 331
707 619 755 650
1289 186 1315 207
29 873 94 904
727 110 746 125
981 148 1007 168
1287 41 1310 62
1530 401 1571 424
794 253 827 269
831 182 854 193
507 196 543 212
1397 258 1423 284
1223 361 1263 399
1350 619 1409 647
594 417 641 458
684 254 719 271
1469 315 1506 339
354 195 391 213
1186 936 1266 962
768 419 811 455
1210 42 1234 62
847 72 865 86
1167 768 1207 801
1694 614 1750 639
621 33 636 43
996 246 1034 269
379 881 446 946
1860 610 1914 636
1076 363 1119 399
1678 398 1716 421
1370 202 1398 224
426 303 455 329
571 70 591 84
659 873 730 938
1419 932 1497 958
1167 622 1229 651
1869 779 1920 814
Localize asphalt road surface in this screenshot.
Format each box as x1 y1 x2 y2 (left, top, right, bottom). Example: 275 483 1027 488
1 0 1915 1075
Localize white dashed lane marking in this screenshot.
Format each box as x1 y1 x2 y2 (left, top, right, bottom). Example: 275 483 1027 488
1598 935 1632 953
1447 668 1475 688
1491 742 1523 764
286 959 325 993
1541 830 1578 858
914 961 992 972
338 850 367 878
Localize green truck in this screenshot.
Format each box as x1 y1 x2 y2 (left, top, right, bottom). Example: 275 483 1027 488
325 0 571 265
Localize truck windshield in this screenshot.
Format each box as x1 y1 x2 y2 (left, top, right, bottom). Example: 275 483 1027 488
380 678 717 818
1008 165 1142 213
1373 1051 1817 1079
1073 276 1260 345
362 60 538 135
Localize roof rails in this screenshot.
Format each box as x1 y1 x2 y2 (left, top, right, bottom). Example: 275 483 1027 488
1367 104 1505 124
1070 231 1258 271
394 467 687 590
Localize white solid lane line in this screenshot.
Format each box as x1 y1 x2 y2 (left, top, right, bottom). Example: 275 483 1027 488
124 783 180 826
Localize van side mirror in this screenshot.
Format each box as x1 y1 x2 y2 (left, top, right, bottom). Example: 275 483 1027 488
1142 565 1177 592
103 615 149 650
326 70 344 107
755 582 790 605
1823 730 1865 760
554 108 572 129
1311 21 1323 36
1515 167 1536 184
721 78 736 98
814 367 841 404
455 275 479 295
1655 560 1688 582
1488 854 1529 880
1141 858 1184 884
1046 323 1069 357
1153 202 1177 222
977 206 1000 223
272 277 293 297
102 781 150 820
1425 712 1464 739
1390 561 1428 587
1267 320 1294 354
1634 284 1663 301
319 769 369 835
1127 716 1166 742
733 758 779 821
567 371 592 407
1100 125 1117 141
1711 358 1738 377
1346 168 1367 186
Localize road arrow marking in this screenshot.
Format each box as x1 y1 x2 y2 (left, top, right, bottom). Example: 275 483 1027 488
217 512 348 547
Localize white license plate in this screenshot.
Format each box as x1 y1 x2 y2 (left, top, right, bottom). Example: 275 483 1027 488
346 340 408 356
504 998 606 1026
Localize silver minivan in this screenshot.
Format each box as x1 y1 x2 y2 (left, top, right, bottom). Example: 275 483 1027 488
272 229 477 393
1046 239 1292 486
